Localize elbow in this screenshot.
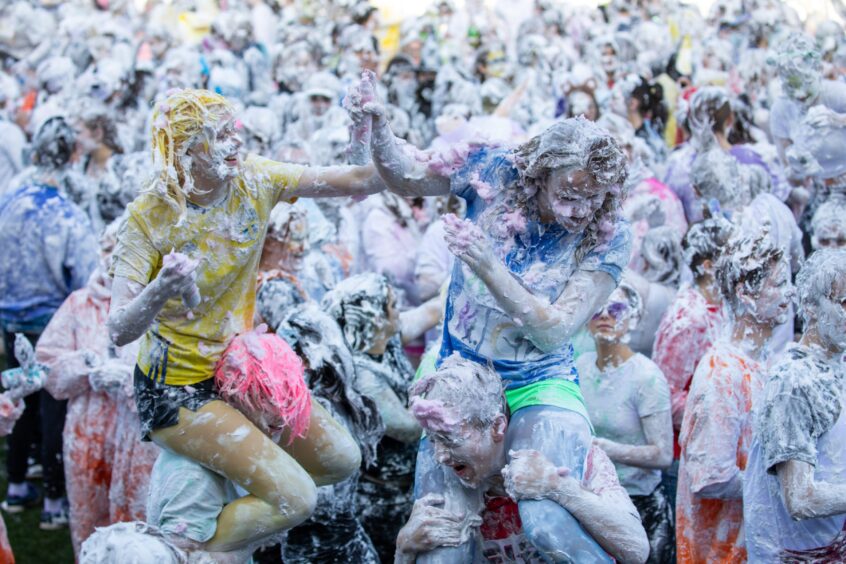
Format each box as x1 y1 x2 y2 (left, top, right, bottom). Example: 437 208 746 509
784 493 817 521
107 318 131 347
655 452 673 470
613 521 650 564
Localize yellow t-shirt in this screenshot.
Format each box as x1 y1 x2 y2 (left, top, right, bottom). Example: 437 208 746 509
113 155 305 386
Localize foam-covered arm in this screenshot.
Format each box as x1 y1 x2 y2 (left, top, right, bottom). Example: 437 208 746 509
777 459 846 520
399 295 444 344
395 494 468 563
356 369 421 444
36 297 96 400
504 450 648 564
108 276 170 346
291 164 387 199
595 411 673 470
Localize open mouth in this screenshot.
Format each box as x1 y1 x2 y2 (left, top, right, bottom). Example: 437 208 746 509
451 463 471 479
224 154 239 166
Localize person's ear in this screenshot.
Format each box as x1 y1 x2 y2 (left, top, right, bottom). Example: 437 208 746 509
491 414 507 443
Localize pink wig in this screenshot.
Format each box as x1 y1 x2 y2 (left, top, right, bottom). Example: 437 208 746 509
215 326 311 444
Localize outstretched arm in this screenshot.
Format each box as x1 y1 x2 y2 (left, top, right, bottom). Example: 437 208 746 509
289 164 387 199
443 214 616 352
347 71 451 197
777 459 846 520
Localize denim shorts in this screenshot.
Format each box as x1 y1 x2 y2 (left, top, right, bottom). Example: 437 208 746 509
133 366 219 441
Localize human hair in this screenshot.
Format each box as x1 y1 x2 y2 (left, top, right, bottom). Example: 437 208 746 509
795 248 846 324
145 89 235 217
630 77 666 130
715 230 784 313
689 87 732 135
510 117 628 262
616 279 644 324
32 116 76 170
772 33 822 78
321 273 392 353
683 217 735 280
80 104 124 154
409 353 505 432
566 86 601 120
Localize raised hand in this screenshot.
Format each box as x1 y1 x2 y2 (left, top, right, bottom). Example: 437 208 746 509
443 213 493 273
156 251 201 307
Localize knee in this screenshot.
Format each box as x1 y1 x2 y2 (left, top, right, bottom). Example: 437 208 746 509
276 473 318 527
325 431 362 483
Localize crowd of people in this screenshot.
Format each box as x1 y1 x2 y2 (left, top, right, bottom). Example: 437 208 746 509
0 0 846 562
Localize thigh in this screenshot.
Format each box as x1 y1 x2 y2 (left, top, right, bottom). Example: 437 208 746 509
505 406 592 479
151 400 313 503
280 399 360 485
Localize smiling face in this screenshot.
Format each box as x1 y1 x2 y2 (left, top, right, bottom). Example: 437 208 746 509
588 288 635 343
537 169 607 231
188 115 243 183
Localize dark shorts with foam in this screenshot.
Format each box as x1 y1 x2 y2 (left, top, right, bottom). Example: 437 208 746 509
134 366 219 441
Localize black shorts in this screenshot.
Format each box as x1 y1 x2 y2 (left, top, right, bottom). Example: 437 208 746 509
134 366 219 441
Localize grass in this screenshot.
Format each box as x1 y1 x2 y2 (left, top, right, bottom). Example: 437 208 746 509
0 354 74 563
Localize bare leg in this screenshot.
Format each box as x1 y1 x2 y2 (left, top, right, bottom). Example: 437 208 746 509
151 401 317 552
280 399 362 486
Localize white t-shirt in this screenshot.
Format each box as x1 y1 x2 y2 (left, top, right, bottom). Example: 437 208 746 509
578 352 671 496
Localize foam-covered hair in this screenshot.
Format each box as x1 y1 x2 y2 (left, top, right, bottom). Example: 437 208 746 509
796 248 846 323
683 217 735 277
410 353 505 432
214 327 311 444
32 116 76 170
715 228 784 311
811 196 846 249
147 89 235 216
79 522 186 564
771 32 823 77
321 273 392 353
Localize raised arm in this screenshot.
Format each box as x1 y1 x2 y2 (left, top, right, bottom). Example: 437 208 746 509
346 71 451 198
595 411 673 470
776 459 846 520
288 163 386 200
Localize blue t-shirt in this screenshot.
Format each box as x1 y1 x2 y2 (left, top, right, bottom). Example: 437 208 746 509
438 147 631 389
0 183 98 326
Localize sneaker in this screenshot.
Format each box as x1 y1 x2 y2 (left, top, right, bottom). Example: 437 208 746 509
39 507 69 531
26 463 43 480
1 483 41 514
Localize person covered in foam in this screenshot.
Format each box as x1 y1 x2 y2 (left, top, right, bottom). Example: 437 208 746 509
578 282 674 563
107 88 391 552
396 353 649 563
348 70 632 561
676 230 795 563
743 248 846 561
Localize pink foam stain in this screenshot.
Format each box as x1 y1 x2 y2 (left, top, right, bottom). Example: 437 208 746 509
503 210 528 235
470 173 497 202
426 144 471 176
410 397 462 433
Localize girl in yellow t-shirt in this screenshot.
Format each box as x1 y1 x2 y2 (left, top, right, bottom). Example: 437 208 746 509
108 89 387 553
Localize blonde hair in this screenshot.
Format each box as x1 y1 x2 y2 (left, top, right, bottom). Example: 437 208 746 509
147 89 234 216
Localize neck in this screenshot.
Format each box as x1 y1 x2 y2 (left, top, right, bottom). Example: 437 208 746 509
695 275 720 305
715 131 732 151
90 146 113 168
187 173 230 207
595 339 634 371
628 111 644 130
731 314 773 358
801 325 842 359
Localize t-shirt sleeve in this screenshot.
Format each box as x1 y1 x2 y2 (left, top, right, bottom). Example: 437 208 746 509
246 154 306 205
579 220 632 284
635 357 672 418
112 208 160 286
823 81 846 114
759 363 829 473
